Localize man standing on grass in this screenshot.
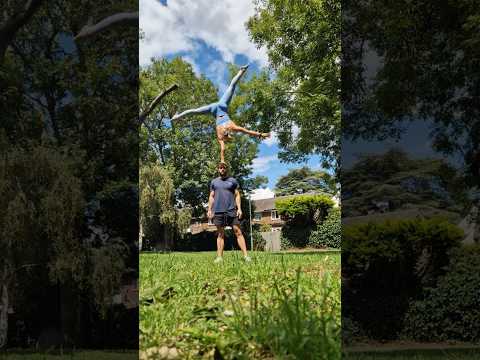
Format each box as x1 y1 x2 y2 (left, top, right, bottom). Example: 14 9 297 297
208 162 251 263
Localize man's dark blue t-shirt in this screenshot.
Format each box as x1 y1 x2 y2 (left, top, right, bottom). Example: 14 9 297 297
210 176 239 214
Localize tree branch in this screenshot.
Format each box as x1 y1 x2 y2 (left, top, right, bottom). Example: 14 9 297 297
74 11 139 40
139 84 178 123
0 0 44 60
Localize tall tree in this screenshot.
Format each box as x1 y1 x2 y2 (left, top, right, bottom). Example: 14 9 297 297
241 0 340 169
343 0 480 191
274 166 337 196
1 0 138 348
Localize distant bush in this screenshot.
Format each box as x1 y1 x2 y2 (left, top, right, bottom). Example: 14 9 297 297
402 244 480 342
281 234 294 250
309 207 341 249
276 194 334 222
252 230 266 251
342 218 463 340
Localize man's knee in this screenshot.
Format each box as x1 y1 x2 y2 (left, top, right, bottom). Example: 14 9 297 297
233 226 242 237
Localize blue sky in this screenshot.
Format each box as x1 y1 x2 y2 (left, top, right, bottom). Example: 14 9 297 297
140 0 324 190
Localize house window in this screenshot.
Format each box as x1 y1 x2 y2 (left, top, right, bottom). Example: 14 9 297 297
254 212 262 221
271 210 279 220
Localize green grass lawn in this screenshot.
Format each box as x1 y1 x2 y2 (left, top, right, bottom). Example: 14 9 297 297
0 350 137 359
140 251 341 359
344 348 480 360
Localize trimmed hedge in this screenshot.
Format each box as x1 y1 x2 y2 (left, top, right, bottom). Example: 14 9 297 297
309 207 341 248
402 244 480 342
277 194 334 248
342 218 463 340
276 194 334 221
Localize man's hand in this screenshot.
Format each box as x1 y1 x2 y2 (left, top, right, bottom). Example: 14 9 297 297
237 209 243 219
207 209 213 220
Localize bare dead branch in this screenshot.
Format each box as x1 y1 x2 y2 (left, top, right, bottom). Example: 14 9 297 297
74 11 138 40
139 84 179 123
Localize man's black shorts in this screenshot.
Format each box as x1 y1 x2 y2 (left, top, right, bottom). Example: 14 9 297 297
213 211 240 226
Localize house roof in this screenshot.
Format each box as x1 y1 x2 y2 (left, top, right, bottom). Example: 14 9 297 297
253 197 277 212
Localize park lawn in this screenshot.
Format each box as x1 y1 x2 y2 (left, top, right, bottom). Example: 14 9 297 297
0 350 137 359
345 348 480 359
140 251 341 359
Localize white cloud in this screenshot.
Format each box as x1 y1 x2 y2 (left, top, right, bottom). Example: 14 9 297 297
140 0 269 67
206 59 228 93
182 55 201 76
292 123 300 139
263 131 279 147
251 155 277 173
249 188 275 200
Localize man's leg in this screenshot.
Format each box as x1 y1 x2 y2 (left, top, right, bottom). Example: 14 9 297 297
216 226 225 258
233 224 248 257
219 66 248 106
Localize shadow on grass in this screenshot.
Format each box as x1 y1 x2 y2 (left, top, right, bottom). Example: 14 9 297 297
1 349 137 359
344 348 480 360
271 250 341 256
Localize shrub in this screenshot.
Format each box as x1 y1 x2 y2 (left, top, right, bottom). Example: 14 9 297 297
277 194 335 248
276 194 334 223
342 218 463 340
402 244 480 342
252 230 266 251
281 234 294 250
309 207 341 248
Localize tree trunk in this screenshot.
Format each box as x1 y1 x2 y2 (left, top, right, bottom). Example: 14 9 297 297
0 278 9 348
0 0 44 62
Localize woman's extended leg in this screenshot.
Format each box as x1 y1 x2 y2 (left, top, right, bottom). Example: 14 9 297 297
219 65 249 106
172 103 216 120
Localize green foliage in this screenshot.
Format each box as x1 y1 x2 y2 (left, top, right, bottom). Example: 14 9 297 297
140 58 261 217
140 162 191 247
90 239 130 318
343 0 480 189
280 234 294 250
342 148 469 218
309 207 341 249
276 194 334 220
402 244 480 342
342 218 464 339
1 0 139 346
243 0 340 168
0 141 86 285
276 194 334 248
274 166 337 196
258 224 272 232
252 231 266 251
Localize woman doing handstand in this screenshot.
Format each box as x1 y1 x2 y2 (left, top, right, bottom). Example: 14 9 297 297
171 64 270 162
